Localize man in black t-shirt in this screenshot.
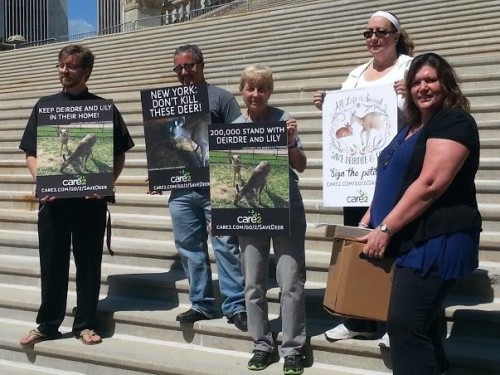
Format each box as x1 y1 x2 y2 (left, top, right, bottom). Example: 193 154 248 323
19 44 134 346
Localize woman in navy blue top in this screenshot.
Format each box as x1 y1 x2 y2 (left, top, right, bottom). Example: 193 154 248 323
358 53 482 375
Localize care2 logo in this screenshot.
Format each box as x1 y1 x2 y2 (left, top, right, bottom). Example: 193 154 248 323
346 189 369 204
236 209 262 224
62 175 87 186
170 169 192 183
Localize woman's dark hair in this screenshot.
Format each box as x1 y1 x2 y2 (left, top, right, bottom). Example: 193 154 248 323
405 53 470 125
386 12 414 56
396 29 414 56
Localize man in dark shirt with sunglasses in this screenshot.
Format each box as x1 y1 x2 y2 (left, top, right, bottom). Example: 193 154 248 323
167 44 247 331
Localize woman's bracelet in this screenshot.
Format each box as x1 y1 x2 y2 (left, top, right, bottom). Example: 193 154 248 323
358 222 369 228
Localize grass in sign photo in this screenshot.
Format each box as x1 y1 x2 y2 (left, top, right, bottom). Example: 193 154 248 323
36 125 113 176
209 150 289 209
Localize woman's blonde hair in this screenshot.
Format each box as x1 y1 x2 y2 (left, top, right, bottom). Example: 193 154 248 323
239 64 274 93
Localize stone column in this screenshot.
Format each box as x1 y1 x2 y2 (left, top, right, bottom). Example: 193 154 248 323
123 0 164 25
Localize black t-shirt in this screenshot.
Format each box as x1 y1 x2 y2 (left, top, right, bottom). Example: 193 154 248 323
19 89 134 156
390 108 482 255
19 89 135 204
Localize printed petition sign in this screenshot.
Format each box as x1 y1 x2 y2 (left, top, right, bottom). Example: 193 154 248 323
322 84 397 207
36 100 114 199
208 121 290 236
140 84 210 192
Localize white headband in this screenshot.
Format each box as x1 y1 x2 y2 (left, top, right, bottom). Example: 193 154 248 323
371 11 401 32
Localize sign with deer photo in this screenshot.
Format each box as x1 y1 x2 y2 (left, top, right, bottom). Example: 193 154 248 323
322 84 397 207
208 121 290 236
140 84 210 192
35 99 114 199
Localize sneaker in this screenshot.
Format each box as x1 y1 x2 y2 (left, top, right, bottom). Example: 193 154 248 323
283 355 304 375
248 350 272 371
324 324 374 341
378 332 390 348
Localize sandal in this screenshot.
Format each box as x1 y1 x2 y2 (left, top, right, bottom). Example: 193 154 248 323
78 329 102 345
20 329 46 346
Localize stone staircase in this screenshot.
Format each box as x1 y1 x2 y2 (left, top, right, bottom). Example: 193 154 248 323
0 0 499 374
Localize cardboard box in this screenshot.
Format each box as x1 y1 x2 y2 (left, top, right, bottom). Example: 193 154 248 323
323 225 394 321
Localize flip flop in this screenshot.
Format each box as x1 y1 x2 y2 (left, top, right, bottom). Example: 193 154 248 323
20 329 46 346
78 329 102 345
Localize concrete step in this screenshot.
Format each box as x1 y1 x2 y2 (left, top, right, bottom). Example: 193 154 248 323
1 317 394 375
0 359 85 375
1 172 500 214
3 84 500 124
0 242 499 312
115 114 498 142
0 1 497 63
2 134 500 162
0 1 497 69
0 0 498 373
1 64 500 113
298 177 500 204
0 7 499 96
0 195 499 246
6 154 500 180
0 206 340 251
1 283 500 374
0 225 333 284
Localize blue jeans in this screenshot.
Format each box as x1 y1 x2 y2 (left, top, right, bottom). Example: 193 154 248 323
168 189 245 317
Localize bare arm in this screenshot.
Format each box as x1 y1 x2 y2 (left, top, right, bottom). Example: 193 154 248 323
358 205 372 228
26 152 37 181
286 118 307 172
359 138 470 258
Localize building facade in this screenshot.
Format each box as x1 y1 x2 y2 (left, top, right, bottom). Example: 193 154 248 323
122 0 164 25
0 0 68 43
98 0 123 34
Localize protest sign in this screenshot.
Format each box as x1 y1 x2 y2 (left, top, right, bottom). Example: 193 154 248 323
322 84 397 207
36 99 114 199
208 121 290 235
141 84 210 191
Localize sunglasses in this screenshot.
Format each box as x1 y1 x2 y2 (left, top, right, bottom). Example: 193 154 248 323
173 63 197 73
363 29 396 39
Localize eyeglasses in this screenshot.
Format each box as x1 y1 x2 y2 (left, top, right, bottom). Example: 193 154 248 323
173 63 197 73
363 29 396 39
56 63 82 71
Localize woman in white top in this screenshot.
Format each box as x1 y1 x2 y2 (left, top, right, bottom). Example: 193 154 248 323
314 10 414 125
313 11 415 344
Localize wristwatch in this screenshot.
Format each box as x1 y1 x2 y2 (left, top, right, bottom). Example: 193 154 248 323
379 223 394 237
